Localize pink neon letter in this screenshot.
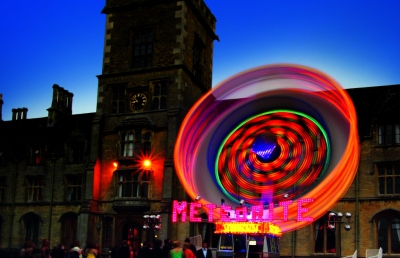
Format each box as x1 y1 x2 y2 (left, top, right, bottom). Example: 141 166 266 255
172 200 187 222
251 205 263 221
235 207 248 222
206 204 216 222
189 202 202 222
279 200 293 221
297 198 314 222
220 206 233 222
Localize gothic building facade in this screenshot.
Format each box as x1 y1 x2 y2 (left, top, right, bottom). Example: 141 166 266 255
1 0 400 257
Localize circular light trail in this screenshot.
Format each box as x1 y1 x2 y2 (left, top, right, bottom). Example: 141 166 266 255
174 64 359 233
216 110 330 205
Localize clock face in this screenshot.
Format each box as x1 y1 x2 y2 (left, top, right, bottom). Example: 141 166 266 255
130 93 147 111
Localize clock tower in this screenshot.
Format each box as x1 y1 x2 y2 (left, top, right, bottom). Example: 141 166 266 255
87 0 218 248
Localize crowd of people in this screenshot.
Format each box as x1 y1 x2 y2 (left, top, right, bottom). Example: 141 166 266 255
19 240 100 258
110 238 212 258
19 238 212 258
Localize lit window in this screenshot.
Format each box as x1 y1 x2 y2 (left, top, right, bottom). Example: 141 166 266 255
120 131 152 157
30 147 44 165
26 176 43 202
378 124 400 145
377 163 400 195
118 171 150 198
132 28 153 68
65 175 83 201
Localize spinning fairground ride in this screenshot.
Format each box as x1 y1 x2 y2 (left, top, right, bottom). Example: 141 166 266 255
173 64 360 258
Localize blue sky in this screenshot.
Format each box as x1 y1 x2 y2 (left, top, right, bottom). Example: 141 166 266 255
1 0 400 121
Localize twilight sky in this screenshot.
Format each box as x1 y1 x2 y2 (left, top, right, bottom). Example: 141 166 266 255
1 0 400 121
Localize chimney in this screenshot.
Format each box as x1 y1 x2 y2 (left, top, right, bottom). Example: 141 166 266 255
12 108 28 121
0 93 3 121
47 84 74 126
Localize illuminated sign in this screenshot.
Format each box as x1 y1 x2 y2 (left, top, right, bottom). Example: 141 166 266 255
172 198 314 223
214 221 282 237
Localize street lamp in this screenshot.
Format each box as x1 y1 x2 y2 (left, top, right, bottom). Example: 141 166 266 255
328 211 352 257
143 213 162 243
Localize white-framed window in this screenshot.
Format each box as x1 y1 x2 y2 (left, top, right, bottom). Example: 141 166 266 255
65 175 83 201
120 130 152 157
26 176 43 202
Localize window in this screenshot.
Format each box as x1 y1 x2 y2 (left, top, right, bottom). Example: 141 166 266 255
0 177 5 202
314 214 336 253
376 210 400 253
193 35 205 79
151 80 167 110
22 212 40 246
65 175 83 201
120 131 152 157
377 163 400 195
69 140 85 163
26 176 43 202
118 171 150 198
30 147 44 165
132 28 153 68
378 124 400 145
0 150 5 166
112 87 125 114
60 212 78 249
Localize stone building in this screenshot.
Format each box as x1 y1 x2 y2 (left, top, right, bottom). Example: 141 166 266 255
1 0 400 257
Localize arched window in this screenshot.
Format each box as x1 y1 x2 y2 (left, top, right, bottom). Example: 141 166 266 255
376 210 400 253
121 222 142 253
20 212 41 246
314 213 336 253
60 212 78 249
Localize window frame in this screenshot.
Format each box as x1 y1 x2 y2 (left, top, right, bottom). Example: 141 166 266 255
150 80 167 110
378 124 400 145
314 213 337 254
26 176 43 202
117 170 150 198
376 163 400 195
111 85 126 114
65 175 83 202
0 176 5 202
131 27 154 69
375 211 400 254
120 130 152 157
